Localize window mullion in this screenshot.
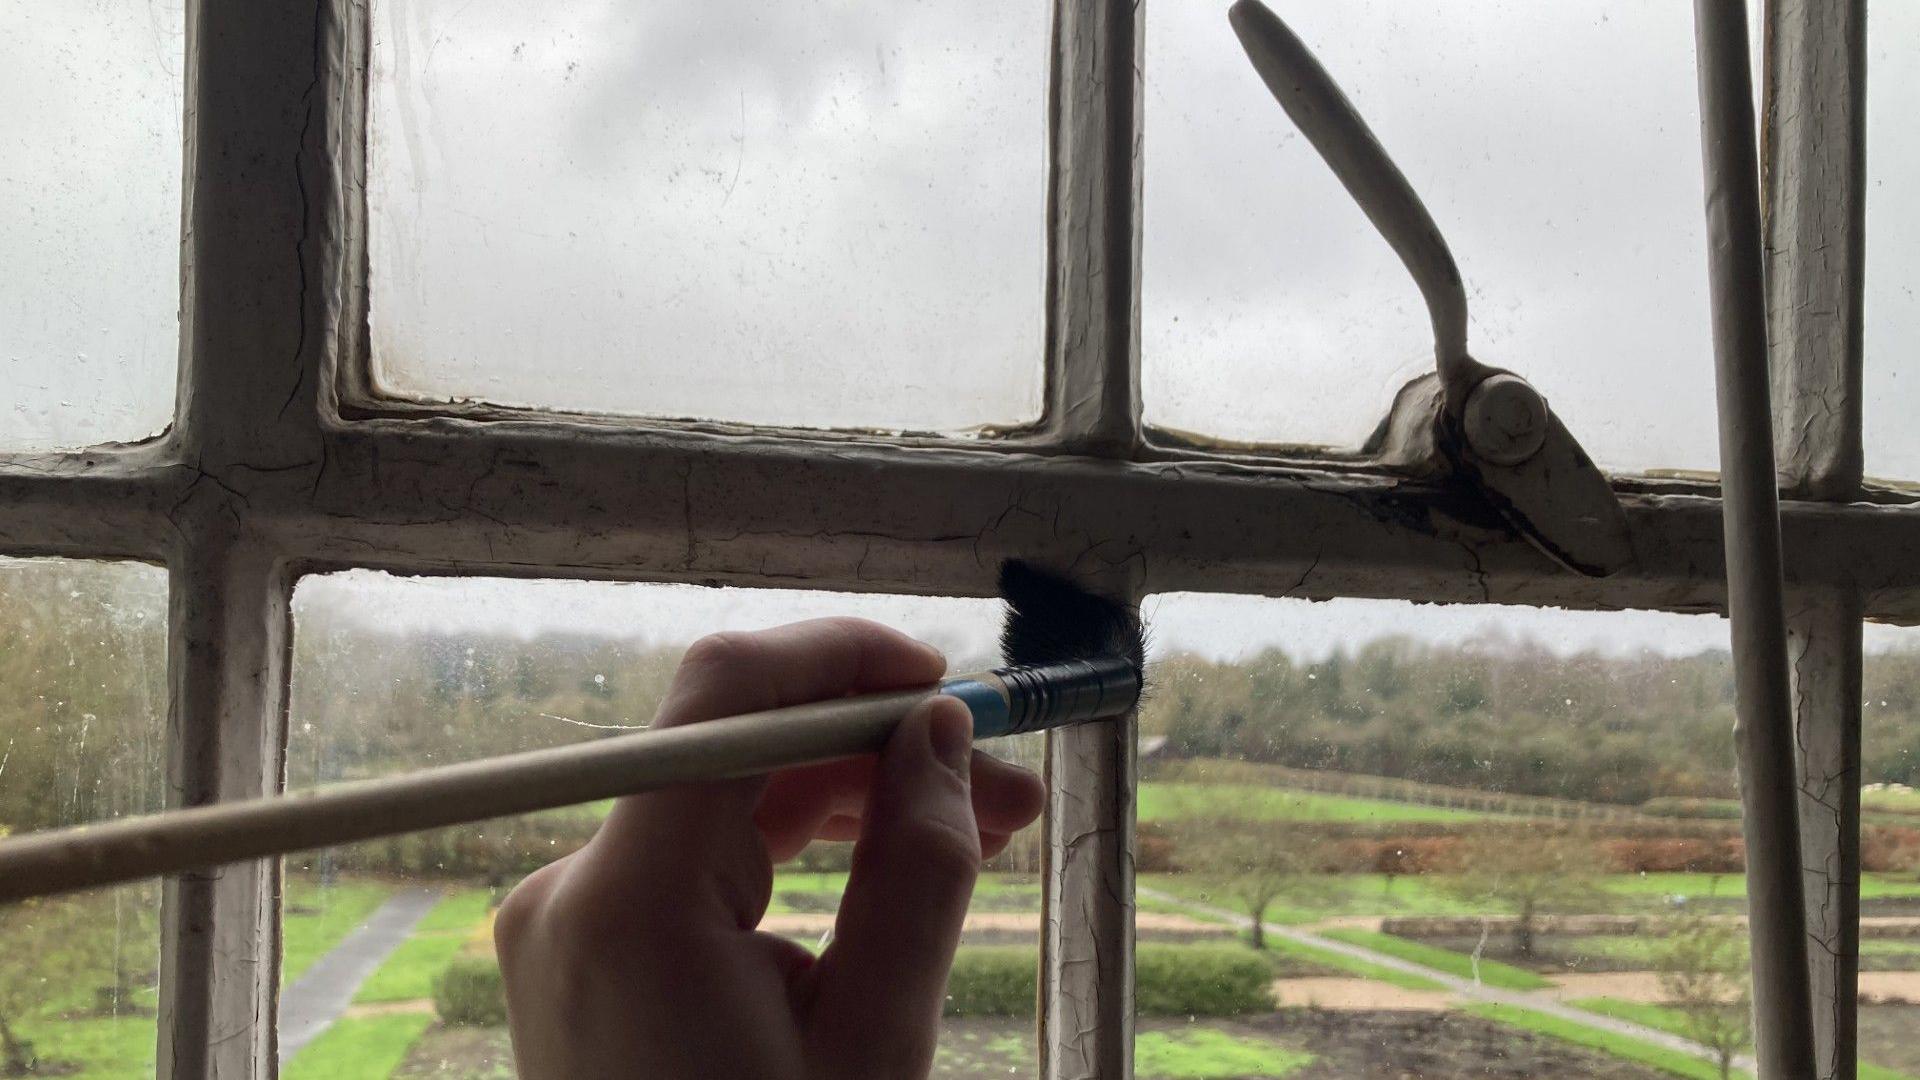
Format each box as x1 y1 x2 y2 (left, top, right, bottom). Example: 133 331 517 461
1043 0 1144 459
1035 0 1145 1068
162 0 337 1075
157 540 292 1080
1764 0 1866 502
1762 1 1869 1075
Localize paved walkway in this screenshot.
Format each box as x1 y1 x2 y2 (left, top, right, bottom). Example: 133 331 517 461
279 888 442 1061
1136 885 1758 1074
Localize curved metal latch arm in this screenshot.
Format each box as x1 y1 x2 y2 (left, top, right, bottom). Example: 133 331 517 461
1229 0 1634 577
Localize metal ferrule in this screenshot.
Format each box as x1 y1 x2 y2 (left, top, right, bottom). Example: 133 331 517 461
940 656 1141 740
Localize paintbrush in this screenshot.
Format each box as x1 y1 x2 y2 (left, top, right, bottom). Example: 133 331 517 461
0 562 1144 902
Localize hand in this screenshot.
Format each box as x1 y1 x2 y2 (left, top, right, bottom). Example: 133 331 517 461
493 618 1048 1079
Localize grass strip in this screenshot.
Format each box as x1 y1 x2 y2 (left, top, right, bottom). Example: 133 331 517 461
1320 929 1550 990
1467 1003 1726 1080
1135 1029 1314 1079
353 891 492 1004
281 880 395 985
1569 999 1917 1080
1262 936 1450 992
1137 783 1488 825
281 1013 433 1080
12 1014 158 1079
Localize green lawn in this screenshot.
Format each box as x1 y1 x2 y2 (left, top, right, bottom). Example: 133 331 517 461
1142 872 1503 925
1136 1029 1314 1078
1319 929 1550 990
1259 936 1450 992
1138 783 1487 825
1148 869 1920 929
354 890 491 1004
1863 786 1920 815
9 1014 157 1079
282 878 397 984
1468 1003 1729 1079
1569 999 1917 1080
282 1013 434 1080
1602 872 1920 903
767 872 1042 914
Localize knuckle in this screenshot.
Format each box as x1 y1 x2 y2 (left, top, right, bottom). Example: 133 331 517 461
877 812 983 883
679 631 757 677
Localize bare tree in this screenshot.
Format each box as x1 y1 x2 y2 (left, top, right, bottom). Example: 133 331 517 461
1438 828 1605 961
1654 911 1750 1079
1171 798 1336 951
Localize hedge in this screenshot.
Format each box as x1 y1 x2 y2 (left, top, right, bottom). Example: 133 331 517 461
427 945 1274 1026
945 945 1272 1018
434 956 508 1026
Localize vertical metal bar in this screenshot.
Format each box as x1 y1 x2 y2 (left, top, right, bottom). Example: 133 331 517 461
1787 591 1864 1080
1043 0 1144 458
1761 3 1868 1074
1691 1 1818 1074
1763 0 1867 502
1038 0 1145 1074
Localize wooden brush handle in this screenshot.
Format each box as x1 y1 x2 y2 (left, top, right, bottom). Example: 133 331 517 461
0 687 932 902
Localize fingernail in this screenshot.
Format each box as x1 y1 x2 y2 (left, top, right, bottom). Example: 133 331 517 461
925 697 973 779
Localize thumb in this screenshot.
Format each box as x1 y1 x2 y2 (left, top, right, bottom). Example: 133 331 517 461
803 696 981 1077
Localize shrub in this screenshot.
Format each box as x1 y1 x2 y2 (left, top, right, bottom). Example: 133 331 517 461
434 957 507 1027
943 946 1272 1018
944 948 1037 1017
1134 944 1274 1016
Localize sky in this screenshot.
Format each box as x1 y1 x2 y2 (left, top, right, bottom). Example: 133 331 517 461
3 0 1914 461
291 568 1920 665
4 2 1917 659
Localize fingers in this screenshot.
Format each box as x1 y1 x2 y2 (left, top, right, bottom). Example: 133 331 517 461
588 619 948 929
803 697 980 1076
755 751 1046 861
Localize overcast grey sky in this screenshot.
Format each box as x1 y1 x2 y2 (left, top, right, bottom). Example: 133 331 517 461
4 2 1916 658
292 569 1920 665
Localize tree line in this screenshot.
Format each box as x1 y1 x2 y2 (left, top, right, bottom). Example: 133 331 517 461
5 559 1919 835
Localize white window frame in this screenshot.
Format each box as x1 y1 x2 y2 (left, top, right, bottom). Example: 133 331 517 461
0 1 1899 1077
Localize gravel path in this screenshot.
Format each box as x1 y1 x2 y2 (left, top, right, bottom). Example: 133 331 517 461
278 887 442 1061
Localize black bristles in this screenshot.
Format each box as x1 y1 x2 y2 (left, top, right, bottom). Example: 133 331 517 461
997 561 1148 685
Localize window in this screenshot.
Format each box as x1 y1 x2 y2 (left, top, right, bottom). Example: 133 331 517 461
0 0 1906 1078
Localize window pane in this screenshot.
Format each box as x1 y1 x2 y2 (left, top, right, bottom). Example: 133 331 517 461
0 558 167 1077
1865 2 1920 484
1863 626 1920 1076
283 572 1043 1077
1143 2 1716 474
0 4 181 452
1135 593 1833 1075
367 1 1045 434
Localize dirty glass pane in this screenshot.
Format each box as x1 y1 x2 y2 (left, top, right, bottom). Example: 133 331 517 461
1142 1 1717 474
0 558 167 1077
283 572 1043 1077
0 3 182 452
367 1 1045 434
1864 1 1920 484
1139 594 1920 1075
1862 626 1920 1078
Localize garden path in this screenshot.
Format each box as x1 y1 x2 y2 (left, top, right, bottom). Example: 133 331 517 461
278 887 442 1062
